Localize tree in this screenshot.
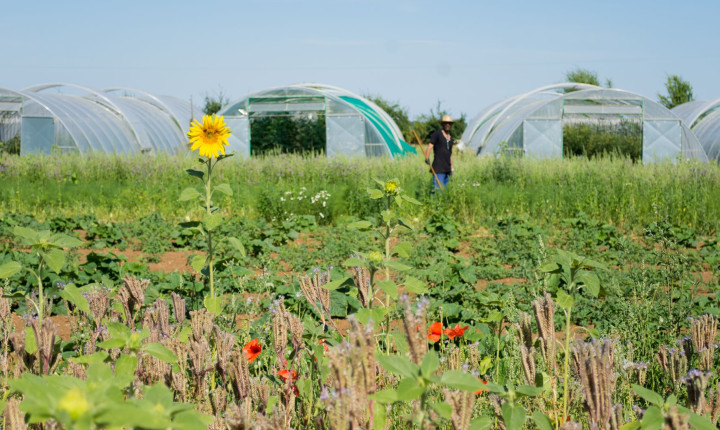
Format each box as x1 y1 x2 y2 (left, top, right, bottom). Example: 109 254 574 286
658 74 694 109
565 68 600 86
412 102 467 145
563 68 613 91
202 90 229 116
365 95 412 142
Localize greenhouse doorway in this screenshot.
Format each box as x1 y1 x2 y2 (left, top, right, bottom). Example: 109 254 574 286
561 97 643 161
249 111 326 156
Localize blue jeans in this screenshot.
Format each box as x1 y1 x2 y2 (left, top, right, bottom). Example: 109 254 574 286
433 173 450 190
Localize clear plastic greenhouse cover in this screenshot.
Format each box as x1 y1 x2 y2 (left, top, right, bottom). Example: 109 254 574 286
218 83 416 159
0 83 199 156
672 99 720 161
463 83 708 163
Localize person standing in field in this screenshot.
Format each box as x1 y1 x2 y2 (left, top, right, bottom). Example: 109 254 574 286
424 115 455 189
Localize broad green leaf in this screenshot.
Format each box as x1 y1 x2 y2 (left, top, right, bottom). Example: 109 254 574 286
185 169 204 180
107 321 132 340
25 326 38 354
532 411 553 430
440 370 486 392
42 248 66 273
13 226 38 244
632 384 664 407
203 213 223 231
342 257 366 267
393 242 413 258
59 284 91 315
516 384 543 397
376 354 419 379
142 342 179 364
49 233 84 249
0 261 21 278
115 354 139 383
555 289 574 310
576 272 600 297
469 416 493 430
502 403 526 430
420 351 440 379
401 194 421 205
385 260 412 271
482 310 503 323
430 401 453 419
640 406 663 429
204 296 223 315
396 377 424 400
376 280 398 299
373 401 387 430
266 395 278 416
538 261 560 273
213 183 233 197
367 188 384 199
687 412 716 430
70 351 110 365
368 389 399 404
355 309 374 326
347 220 372 229
321 276 350 291
190 255 206 274
371 307 388 324
97 338 127 350
226 237 246 257
179 187 202 201
404 276 428 294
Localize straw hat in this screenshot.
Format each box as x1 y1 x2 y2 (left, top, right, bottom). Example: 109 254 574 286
440 115 454 124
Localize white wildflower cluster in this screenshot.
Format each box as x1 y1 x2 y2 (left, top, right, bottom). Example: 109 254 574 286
278 188 331 220
311 190 330 207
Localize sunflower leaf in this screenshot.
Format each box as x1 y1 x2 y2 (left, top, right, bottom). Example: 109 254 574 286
214 183 233 197
179 187 202 202
185 169 205 180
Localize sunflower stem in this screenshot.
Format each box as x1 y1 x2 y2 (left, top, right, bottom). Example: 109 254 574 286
206 158 215 301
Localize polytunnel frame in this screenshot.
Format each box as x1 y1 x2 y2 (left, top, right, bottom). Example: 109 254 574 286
104 87 190 130
673 98 720 161
673 97 720 128
0 86 99 154
25 83 145 153
465 83 599 152
219 83 413 159
464 84 706 162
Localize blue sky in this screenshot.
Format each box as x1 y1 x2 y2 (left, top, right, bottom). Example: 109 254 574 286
3 0 719 120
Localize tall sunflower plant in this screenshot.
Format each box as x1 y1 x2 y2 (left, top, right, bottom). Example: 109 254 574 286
180 114 246 316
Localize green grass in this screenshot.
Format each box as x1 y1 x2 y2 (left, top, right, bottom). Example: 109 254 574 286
1 151 718 234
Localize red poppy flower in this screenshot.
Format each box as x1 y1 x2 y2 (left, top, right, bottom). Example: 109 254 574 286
475 379 489 395
444 323 470 340
278 368 298 382
428 322 443 343
242 338 262 363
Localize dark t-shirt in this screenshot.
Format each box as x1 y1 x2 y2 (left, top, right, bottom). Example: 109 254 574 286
430 129 453 174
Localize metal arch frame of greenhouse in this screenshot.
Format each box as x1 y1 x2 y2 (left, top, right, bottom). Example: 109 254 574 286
104 87 190 130
297 83 408 148
219 83 415 159
673 97 720 128
465 83 599 153
463 84 707 162
25 83 145 152
0 86 99 154
673 98 720 161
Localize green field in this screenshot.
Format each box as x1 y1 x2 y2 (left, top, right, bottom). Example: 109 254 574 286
1 152 719 429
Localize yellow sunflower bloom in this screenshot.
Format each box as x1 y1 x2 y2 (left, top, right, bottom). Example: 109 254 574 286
188 115 232 158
